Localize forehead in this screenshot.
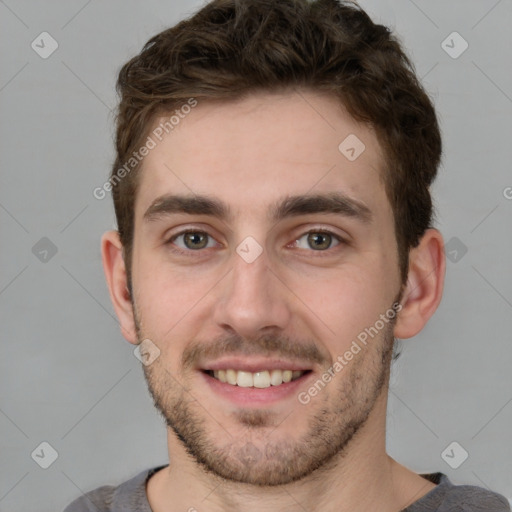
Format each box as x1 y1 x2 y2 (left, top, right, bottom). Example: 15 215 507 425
135 91 390 221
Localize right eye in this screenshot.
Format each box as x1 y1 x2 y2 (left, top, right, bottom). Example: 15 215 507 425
166 230 220 254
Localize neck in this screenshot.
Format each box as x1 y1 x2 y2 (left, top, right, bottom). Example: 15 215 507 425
147 388 434 512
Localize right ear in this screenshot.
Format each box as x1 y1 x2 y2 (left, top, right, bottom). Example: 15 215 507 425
101 230 138 344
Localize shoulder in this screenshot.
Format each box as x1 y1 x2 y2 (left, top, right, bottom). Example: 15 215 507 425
411 473 511 512
63 484 116 512
62 466 166 512
443 481 511 511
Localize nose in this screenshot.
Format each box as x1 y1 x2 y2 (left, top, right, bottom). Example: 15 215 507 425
212 245 291 339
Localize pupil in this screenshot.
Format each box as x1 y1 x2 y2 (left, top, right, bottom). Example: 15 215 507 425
308 232 330 250
185 232 206 249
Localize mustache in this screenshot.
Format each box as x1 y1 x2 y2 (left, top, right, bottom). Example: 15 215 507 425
182 332 328 370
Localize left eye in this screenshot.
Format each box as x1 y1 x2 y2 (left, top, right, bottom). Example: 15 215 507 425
171 231 217 250
294 231 341 251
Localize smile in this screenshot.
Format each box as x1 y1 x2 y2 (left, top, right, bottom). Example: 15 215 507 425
206 369 309 388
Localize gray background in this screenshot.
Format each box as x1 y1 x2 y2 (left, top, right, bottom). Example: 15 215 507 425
1 1 511 510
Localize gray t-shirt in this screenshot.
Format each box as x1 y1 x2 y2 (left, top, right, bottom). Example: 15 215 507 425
63 465 511 512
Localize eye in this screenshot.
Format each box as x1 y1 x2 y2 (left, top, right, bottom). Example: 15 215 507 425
169 231 218 251
293 230 341 251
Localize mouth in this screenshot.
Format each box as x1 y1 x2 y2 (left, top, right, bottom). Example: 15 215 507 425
204 369 310 388
198 357 316 406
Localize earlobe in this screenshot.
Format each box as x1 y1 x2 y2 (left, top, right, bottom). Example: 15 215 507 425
394 229 446 339
101 230 138 344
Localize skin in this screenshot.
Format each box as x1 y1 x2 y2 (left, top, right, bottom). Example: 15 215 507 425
102 90 445 512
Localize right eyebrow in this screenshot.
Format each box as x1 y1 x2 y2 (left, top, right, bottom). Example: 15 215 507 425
143 194 230 222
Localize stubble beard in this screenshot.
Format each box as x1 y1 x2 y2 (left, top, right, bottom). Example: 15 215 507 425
136 310 396 487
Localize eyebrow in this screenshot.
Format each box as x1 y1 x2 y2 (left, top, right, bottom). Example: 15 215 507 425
143 192 373 224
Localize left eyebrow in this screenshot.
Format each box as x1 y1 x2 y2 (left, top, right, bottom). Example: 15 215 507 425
270 192 373 224
143 192 373 224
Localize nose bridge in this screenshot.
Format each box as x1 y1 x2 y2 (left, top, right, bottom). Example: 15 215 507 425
213 242 290 336
232 247 270 302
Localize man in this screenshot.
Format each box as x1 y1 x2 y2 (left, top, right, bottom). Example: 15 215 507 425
65 0 510 510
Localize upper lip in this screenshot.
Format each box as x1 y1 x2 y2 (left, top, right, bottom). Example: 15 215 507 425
200 356 313 373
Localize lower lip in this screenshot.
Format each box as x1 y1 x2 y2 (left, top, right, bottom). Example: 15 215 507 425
200 371 312 407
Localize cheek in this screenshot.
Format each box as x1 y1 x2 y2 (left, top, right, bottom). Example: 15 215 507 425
287 263 387 348
132 252 226 356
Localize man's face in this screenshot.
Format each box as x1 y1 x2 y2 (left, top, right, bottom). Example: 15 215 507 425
130 91 403 485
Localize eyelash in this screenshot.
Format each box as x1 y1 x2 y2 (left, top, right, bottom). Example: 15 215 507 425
165 228 347 258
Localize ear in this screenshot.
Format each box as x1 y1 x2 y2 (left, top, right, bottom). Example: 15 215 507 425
394 228 446 339
101 230 138 344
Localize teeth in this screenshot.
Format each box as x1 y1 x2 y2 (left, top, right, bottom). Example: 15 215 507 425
226 369 237 385
237 371 253 388
270 369 283 386
217 370 227 383
253 371 270 388
210 369 305 388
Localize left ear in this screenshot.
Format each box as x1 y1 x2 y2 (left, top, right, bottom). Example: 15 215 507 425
394 228 446 339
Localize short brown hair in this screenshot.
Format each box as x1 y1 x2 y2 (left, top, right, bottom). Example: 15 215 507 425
111 0 442 286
